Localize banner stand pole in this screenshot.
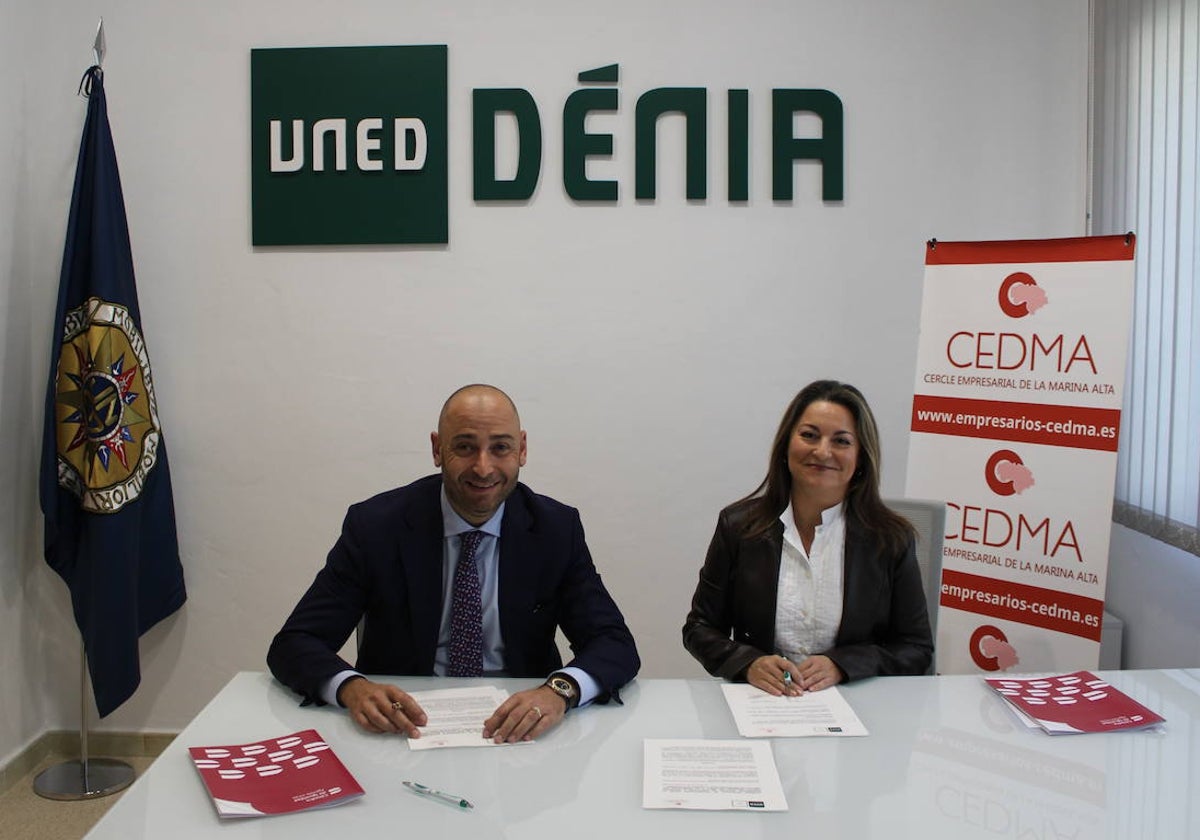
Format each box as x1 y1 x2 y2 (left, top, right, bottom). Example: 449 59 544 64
33 643 135 800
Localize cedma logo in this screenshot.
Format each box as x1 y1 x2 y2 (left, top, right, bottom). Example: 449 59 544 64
945 269 1096 375
252 45 843 246
251 46 448 246
984 449 1034 496
969 624 1019 672
998 271 1048 318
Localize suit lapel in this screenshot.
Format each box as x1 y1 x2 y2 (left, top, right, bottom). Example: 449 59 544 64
842 521 863 603
497 486 536 657
838 519 871 645
402 480 446 673
745 523 784 652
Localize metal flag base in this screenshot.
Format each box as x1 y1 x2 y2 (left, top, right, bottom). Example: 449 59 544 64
33 758 134 800
33 642 138 800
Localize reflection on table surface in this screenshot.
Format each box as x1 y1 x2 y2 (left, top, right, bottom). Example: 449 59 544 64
85 669 1200 839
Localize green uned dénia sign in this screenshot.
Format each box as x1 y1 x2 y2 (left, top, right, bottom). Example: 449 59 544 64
251 49 843 246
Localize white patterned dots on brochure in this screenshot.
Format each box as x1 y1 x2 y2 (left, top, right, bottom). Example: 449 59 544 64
192 734 335 783
993 673 1114 706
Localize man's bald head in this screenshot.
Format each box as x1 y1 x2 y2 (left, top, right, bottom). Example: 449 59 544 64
438 384 520 434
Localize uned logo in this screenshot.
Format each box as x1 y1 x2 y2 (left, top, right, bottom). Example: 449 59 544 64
251 45 448 245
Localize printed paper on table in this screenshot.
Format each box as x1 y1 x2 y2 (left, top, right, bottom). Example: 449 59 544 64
643 739 788 811
720 683 868 737
406 685 517 750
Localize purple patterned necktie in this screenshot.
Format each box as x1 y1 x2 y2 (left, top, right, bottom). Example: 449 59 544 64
448 530 485 677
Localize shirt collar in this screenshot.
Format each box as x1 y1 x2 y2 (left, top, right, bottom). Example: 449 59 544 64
779 500 845 545
440 486 504 539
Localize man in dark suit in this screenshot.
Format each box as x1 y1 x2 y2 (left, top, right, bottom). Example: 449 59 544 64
268 384 639 742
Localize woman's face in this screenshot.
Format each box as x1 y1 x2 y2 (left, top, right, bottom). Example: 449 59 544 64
787 400 860 505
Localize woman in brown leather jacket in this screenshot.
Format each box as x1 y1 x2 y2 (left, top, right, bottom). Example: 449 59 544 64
682 380 933 694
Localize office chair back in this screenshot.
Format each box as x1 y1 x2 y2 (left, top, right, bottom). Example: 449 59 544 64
885 497 946 673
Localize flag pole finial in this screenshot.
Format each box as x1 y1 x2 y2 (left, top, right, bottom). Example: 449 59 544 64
93 19 105 68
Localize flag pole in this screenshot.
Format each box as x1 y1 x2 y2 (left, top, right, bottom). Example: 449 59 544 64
37 20 186 795
33 19 136 799
33 643 136 800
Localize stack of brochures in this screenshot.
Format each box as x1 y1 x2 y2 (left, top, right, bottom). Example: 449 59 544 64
189 729 363 818
985 670 1166 735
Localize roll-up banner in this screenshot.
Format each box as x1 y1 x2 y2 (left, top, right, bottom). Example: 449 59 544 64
906 235 1136 675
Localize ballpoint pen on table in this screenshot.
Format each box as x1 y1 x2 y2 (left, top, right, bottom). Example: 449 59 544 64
403 780 474 810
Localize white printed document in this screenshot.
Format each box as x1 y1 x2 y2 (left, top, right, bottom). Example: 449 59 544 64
720 683 868 737
642 739 788 811
406 685 513 750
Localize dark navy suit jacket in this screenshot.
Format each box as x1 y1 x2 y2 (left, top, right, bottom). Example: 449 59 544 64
268 475 639 704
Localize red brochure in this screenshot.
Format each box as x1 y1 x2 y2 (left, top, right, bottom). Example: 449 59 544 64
985 671 1165 735
189 729 363 817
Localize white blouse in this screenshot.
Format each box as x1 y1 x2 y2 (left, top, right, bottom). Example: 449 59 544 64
774 501 846 663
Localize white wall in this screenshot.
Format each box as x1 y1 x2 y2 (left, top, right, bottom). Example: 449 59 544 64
0 0 80 768
1106 525 1200 669
3 0 1089 754
0 0 36 766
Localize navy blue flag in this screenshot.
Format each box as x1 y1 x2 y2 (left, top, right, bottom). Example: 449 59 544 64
40 66 186 718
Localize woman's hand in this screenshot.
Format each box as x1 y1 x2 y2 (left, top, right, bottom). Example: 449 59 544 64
746 655 803 696
792 655 843 692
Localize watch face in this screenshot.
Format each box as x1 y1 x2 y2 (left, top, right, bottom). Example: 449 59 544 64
548 676 578 705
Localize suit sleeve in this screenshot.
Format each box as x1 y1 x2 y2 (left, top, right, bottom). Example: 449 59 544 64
554 511 640 702
823 535 934 681
682 511 769 681
266 506 371 705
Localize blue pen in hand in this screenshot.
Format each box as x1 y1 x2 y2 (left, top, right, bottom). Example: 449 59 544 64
403 780 474 810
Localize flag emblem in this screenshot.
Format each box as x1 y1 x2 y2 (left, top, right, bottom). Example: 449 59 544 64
54 296 164 513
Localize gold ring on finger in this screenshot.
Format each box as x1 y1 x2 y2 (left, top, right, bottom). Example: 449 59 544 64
532 705 543 717
391 701 403 711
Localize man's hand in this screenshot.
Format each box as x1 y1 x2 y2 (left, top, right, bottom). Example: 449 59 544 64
338 677 427 737
482 685 566 743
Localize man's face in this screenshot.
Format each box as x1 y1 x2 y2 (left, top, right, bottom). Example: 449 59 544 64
432 389 527 526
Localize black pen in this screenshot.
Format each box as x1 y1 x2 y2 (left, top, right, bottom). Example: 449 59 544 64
403 780 474 810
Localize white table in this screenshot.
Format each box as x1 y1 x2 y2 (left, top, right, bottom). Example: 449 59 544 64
85 670 1200 839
